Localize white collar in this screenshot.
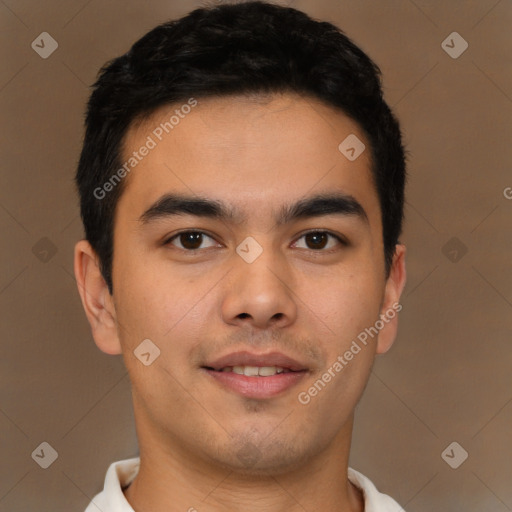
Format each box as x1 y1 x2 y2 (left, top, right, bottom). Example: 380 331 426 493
86 457 405 512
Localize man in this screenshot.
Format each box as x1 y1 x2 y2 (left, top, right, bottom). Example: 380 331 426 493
74 1 407 510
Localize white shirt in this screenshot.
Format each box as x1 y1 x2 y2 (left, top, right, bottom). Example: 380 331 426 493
85 457 406 512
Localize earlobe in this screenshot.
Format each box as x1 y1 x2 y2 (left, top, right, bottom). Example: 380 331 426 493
376 244 407 355
74 240 122 355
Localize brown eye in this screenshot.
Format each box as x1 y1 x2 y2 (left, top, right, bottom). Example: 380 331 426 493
294 231 345 251
305 232 328 249
166 231 218 251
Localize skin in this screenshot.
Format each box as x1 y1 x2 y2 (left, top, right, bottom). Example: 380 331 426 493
74 92 406 512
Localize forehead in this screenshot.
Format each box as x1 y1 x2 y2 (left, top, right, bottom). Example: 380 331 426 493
116 92 380 230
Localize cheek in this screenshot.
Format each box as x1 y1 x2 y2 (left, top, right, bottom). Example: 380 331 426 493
113 256 215 355
309 272 382 407
310 270 382 344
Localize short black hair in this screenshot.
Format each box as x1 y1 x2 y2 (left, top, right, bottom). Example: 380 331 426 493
76 0 406 293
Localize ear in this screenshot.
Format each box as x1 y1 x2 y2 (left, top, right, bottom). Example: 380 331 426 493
74 239 122 355
376 244 407 355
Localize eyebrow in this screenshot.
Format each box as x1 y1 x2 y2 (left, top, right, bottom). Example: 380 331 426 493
139 191 369 227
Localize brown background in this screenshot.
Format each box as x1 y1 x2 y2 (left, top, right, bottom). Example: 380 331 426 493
1 0 511 510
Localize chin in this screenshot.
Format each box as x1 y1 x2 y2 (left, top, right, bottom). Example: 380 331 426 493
209 435 315 477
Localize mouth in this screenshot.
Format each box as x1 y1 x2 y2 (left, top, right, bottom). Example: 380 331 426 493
204 365 298 376
201 351 309 399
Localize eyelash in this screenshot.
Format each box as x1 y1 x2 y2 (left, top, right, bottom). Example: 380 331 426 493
163 230 348 253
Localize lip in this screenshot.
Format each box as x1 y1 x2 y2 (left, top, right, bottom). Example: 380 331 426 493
204 350 308 372
201 350 309 400
202 368 308 399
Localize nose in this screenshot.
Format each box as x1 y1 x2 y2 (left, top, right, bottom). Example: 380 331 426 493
221 245 298 331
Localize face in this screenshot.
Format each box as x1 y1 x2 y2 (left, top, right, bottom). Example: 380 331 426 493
76 92 406 475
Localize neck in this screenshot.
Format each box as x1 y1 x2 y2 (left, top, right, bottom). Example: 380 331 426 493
124 415 364 512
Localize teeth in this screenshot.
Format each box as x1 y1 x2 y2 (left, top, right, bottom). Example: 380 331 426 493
258 366 278 376
244 365 260 376
222 365 289 376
